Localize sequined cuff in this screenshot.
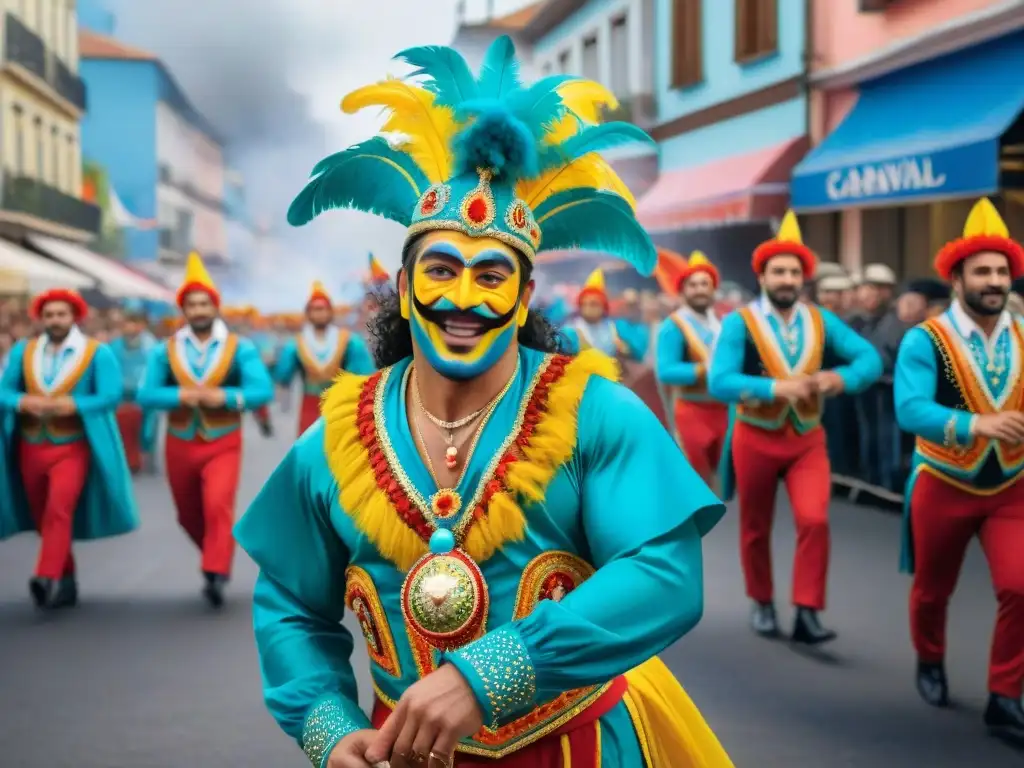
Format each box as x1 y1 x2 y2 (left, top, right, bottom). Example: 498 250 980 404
301 694 370 768
444 625 537 729
942 413 971 448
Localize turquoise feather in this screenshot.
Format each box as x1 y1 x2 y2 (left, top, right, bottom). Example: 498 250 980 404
394 45 478 109
477 35 521 99
287 137 427 227
538 122 653 171
535 188 657 275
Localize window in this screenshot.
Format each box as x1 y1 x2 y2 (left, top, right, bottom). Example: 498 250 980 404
581 35 599 81
557 50 570 73
51 125 60 188
735 0 778 62
610 15 630 96
13 106 24 175
671 0 702 88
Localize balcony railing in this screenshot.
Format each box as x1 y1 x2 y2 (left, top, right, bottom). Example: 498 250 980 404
3 13 87 111
2 175 101 235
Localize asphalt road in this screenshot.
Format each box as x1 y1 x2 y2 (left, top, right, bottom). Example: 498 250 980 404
0 408 1020 768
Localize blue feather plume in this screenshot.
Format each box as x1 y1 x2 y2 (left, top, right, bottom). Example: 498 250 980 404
537 122 653 171
394 45 478 110
288 137 428 227
454 108 538 180
477 36 521 99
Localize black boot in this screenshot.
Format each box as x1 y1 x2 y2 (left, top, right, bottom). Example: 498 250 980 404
202 572 228 608
28 577 56 609
915 661 949 708
984 694 1024 744
790 607 837 645
750 601 780 638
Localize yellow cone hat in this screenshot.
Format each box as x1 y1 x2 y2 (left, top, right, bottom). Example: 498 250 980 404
307 280 332 307
578 267 608 307
752 209 817 277
368 254 390 284
681 250 720 287
935 197 1024 279
177 251 220 307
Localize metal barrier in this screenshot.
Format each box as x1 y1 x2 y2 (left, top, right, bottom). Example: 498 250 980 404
826 376 908 510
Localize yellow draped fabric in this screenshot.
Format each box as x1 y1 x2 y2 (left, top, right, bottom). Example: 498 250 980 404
623 657 734 768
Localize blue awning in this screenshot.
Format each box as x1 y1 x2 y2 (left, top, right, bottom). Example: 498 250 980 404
791 31 1024 211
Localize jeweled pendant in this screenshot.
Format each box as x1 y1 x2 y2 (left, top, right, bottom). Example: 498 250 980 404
445 445 458 470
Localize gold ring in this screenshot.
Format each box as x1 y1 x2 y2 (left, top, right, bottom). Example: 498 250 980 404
428 751 454 768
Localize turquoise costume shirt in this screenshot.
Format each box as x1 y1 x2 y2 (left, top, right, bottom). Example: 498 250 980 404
894 305 1024 572
235 346 724 767
109 332 159 451
0 337 139 540
656 308 721 402
560 317 643 359
274 329 376 395
137 330 274 441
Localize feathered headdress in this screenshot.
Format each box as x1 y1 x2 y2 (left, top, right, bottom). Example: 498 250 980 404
934 197 1024 280
288 36 656 274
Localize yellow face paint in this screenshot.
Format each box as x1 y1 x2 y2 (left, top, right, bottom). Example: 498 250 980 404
405 231 528 379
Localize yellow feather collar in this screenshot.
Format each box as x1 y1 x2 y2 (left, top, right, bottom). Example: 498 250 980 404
321 350 619 571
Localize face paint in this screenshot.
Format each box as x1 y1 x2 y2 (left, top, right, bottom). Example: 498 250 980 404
406 231 527 380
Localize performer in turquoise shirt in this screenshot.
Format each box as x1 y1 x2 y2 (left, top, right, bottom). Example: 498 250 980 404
0 288 138 609
559 268 644 359
709 211 882 646
274 280 375 436
109 302 159 473
139 252 273 607
894 198 1024 740
236 36 734 768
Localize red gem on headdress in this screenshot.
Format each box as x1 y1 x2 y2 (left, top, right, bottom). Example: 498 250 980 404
467 196 488 225
420 190 438 215
529 228 539 241
510 204 527 229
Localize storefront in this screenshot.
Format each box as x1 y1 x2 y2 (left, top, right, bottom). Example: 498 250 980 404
791 30 1024 280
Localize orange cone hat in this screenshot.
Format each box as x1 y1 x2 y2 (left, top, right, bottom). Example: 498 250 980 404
306 280 332 308
577 268 608 308
679 250 720 289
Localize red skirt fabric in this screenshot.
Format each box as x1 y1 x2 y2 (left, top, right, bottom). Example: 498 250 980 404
297 393 321 436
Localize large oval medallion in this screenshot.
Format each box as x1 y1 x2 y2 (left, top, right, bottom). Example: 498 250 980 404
401 548 489 651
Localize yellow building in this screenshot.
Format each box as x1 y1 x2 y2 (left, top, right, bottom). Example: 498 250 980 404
0 0 96 242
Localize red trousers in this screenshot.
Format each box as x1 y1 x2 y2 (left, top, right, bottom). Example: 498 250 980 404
18 440 90 579
297 393 321 436
370 678 625 767
116 403 143 473
165 431 242 577
910 471 1024 698
674 399 728 484
732 422 832 610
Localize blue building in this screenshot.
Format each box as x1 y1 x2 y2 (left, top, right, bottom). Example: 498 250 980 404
636 0 810 288
77 1 241 268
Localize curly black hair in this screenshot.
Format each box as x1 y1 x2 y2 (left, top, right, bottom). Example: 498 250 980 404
366 238 568 368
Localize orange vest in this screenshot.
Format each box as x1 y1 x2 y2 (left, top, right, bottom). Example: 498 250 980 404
19 337 98 441
296 329 350 393
167 334 241 434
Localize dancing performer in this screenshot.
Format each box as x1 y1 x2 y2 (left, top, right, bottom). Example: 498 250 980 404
655 251 727 486
895 198 1024 740
274 280 375 436
0 288 138 609
236 36 733 768
109 302 158 473
138 253 273 606
709 212 882 644
560 268 645 358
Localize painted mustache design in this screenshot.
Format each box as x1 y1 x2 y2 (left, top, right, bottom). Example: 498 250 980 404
413 295 517 339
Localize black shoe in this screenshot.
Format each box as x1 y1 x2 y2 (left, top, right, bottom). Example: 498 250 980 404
51 576 78 608
750 601 780 638
28 577 54 608
984 694 1024 744
202 572 228 608
790 607 837 645
915 661 949 708
28 576 77 609
258 420 273 438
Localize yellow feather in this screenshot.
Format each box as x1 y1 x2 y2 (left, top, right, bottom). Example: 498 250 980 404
341 79 458 184
517 153 637 210
557 79 619 124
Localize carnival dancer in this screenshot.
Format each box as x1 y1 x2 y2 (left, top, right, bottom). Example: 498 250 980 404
249 310 278 438
138 253 273 607
709 211 882 644
560 268 645 358
894 198 1024 740
274 280 375 436
236 36 733 768
0 288 138 609
656 251 728 487
109 301 159 473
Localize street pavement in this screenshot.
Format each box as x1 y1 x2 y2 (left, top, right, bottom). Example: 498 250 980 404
0 408 1020 768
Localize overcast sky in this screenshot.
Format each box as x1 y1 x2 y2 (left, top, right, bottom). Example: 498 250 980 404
102 0 533 307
